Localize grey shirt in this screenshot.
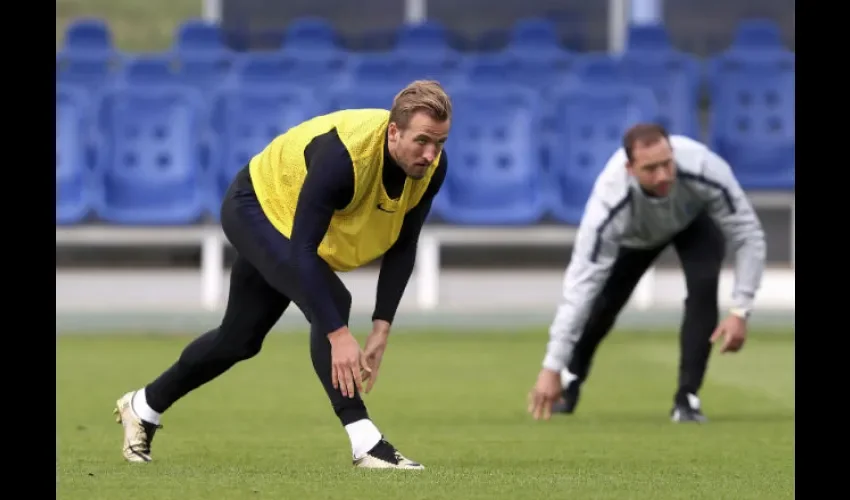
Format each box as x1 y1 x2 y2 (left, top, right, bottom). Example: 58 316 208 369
542 135 767 373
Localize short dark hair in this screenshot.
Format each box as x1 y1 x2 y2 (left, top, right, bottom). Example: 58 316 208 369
622 123 670 162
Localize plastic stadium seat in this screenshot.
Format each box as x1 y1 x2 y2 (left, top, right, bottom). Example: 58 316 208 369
175 19 226 52
707 52 795 190
170 20 236 95
61 18 113 54
118 56 180 86
176 52 234 96
435 85 546 225
232 51 345 89
114 53 232 97
508 18 561 50
463 18 575 91
56 85 93 224
572 54 623 84
283 17 340 52
56 52 117 91
573 52 701 139
58 19 120 91
548 84 659 224
462 50 574 91
325 85 399 113
347 21 464 87
95 85 208 224
395 20 452 52
346 51 464 89
732 19 785 50
626 24 674 51
619 50 702 138
210 85 323 209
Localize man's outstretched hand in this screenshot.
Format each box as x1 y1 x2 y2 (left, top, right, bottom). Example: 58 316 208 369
361 320 391 394
528 368 562 421
710 314 748 354
328 326 370 398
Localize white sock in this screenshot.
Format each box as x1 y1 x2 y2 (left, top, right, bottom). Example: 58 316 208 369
344 419 382 459
131 389 162 425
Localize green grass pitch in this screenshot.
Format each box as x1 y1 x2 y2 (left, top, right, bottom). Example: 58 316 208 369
57 328 794 499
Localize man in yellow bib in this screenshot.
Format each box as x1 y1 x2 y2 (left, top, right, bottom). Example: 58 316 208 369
113 80 452 470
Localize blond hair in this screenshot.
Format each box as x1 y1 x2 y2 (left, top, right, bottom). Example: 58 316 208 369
389 80 452 129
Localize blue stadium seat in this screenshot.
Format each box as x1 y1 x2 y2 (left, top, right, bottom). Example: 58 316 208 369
170 20 236 95
395 20 452 52
573 51 701 139
61 18 113 54
283 17 340 52
707 51 795 190
57 84 94 225
347 21 464 87
95 85 208 224
325 85 399 113
209 85 323 211
56 51 119 92
732 19 785 50
113 53 232 98
507 17 561 51
231 51 345 89
462 18 575 91
547 84 659 224
626 24 674 51
435 85 546 225
462 48 574 91
619 51 702 139
174 19 225 52
346 51 464 89
176 51 234 96
117 56 179 87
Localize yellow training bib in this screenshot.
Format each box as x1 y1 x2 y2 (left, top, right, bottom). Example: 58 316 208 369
249 109 440 272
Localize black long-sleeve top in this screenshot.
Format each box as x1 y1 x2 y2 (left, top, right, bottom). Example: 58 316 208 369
289 129 448 335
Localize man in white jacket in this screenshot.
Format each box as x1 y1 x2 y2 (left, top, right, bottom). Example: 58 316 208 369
528 123 767 423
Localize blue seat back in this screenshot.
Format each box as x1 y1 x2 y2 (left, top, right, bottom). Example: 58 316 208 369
626 25 673 51
507 18 561 51
62 18 112 54
177 52 234 94
102 86 205 182
619 51 702 137
708 52 794 188
283 17 339 52
57 85 90 183
732 19 785 50
712 59 794 143
232 52 344 88
445 85 542 206
395 21 451 52
212 86 322 180
572 54 623 85
347 53 462 88
175 19 225 52
57 85 93 223
549 84 658 212
119 56 179 87
463 52 573 90
56 52 118 91
326 85 398 113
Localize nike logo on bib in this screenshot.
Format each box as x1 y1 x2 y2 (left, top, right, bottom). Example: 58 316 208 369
377 204 397 213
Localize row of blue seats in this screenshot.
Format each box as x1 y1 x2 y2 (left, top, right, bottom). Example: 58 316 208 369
57 79 795 227
57 45 795 143
60 17 792 57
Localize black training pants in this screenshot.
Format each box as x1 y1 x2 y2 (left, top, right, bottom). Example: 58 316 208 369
566 212 726 403
144 165 369 426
